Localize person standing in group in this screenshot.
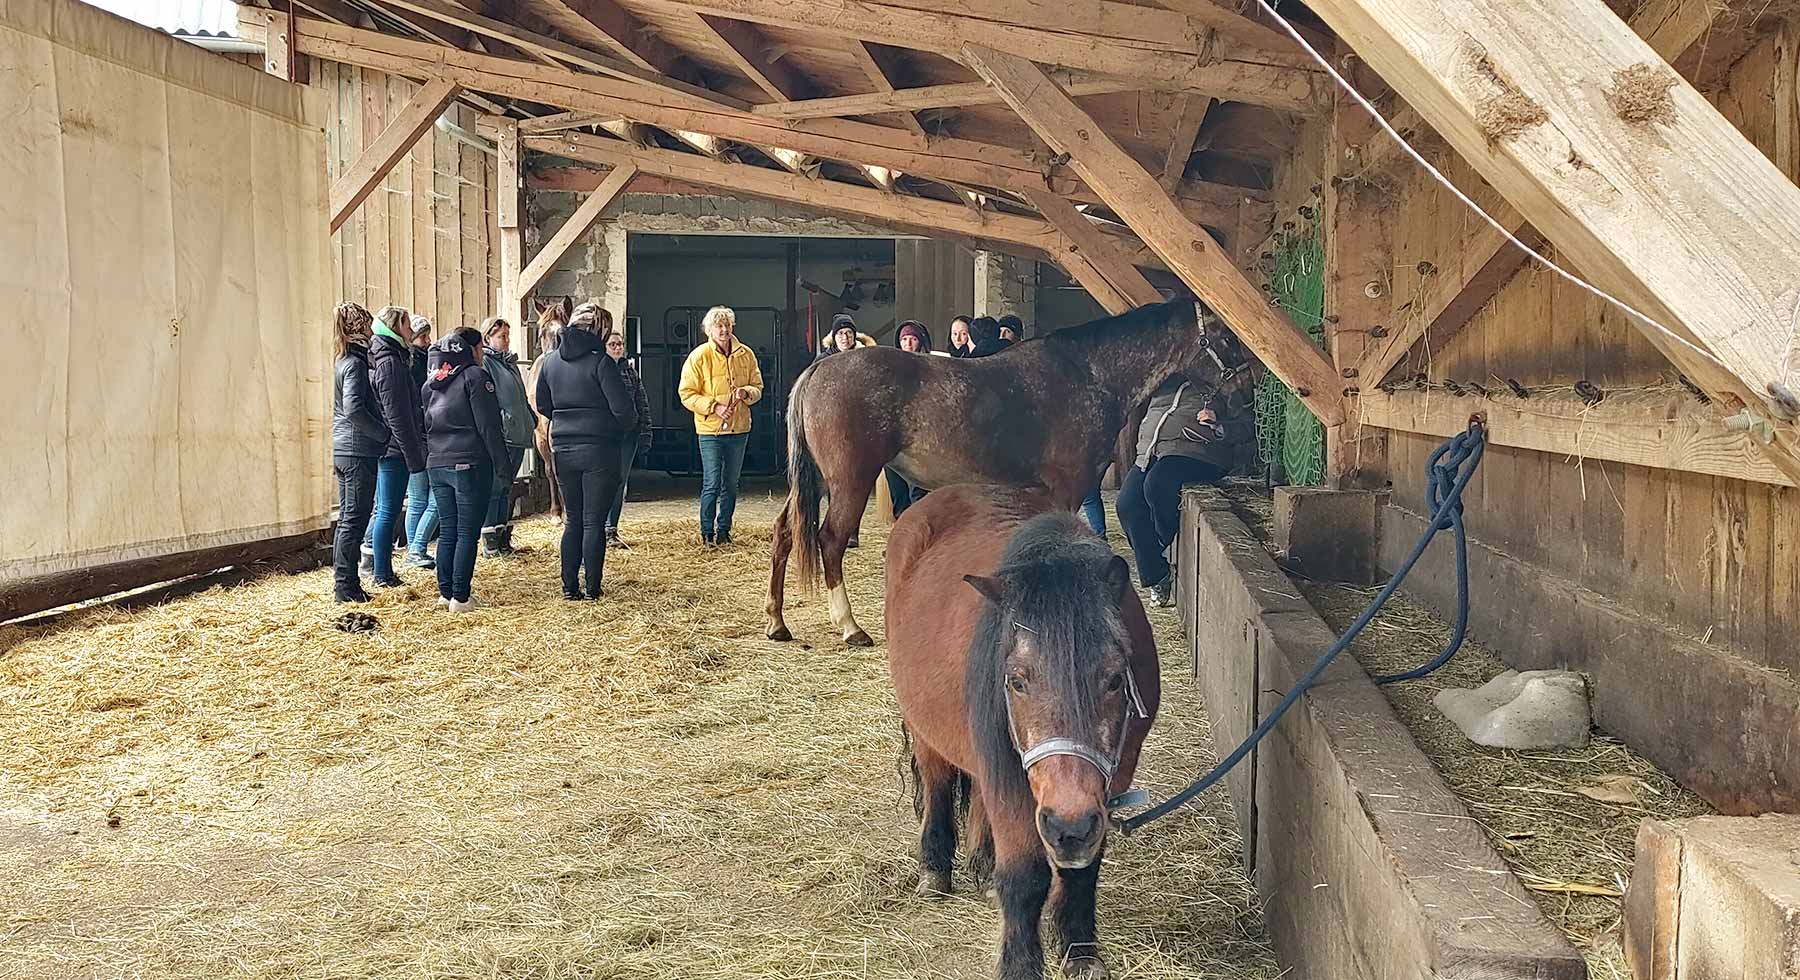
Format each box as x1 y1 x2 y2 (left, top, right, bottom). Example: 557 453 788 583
966 316 1008 358
480 317 534 557
330 303 388 602
536 304 639 599
422 327 510 612
679 306 762 547
947 315 975 357
884 319 933 522
401 315 441 569
894 319 931 354
996 313 1023 346
604 328 652 549
1116 373 1249 606
365 306 427 588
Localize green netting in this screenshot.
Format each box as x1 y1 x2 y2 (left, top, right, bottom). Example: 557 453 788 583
1253 217 1326 485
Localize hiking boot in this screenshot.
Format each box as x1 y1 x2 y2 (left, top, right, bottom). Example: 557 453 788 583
1150 575 1175 608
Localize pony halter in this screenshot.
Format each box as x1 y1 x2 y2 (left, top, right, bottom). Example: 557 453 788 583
1002 631 1149 791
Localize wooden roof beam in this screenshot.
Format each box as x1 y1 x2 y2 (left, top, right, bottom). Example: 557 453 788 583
371 0 747 109
539 0 708 83
966 44 1344 425
847 41 929 139
750 72 1152 120
649 0 1326 113
1160 95 1213 193
258 16 1259 228
524 131 1066 255
1309 0 1800 480
1024 189 1164 307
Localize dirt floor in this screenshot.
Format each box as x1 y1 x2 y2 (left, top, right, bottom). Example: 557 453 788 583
0 479 1278 980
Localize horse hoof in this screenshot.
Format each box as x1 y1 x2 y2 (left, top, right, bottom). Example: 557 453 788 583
766 623 792 642
844 630 873 648
1063 956 1110 980
916 870 952 900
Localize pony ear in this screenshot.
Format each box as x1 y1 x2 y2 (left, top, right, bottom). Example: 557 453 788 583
963 574 1005 606
1105 555 1132 600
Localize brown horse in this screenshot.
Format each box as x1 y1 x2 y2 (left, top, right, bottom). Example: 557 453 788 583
769 297 1248 645
526 297 573 522
886 485 1161 980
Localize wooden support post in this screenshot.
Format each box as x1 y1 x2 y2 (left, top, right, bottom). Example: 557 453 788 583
965 45 1345 426
1304 0 1800 475
1026 189 1165 308
1324 47 1392 487
496 118 526 328
518 164 637 297
329 77 460 233
1160 95 1212 193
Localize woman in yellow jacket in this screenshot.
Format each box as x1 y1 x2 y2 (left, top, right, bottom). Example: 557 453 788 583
679 306 764 546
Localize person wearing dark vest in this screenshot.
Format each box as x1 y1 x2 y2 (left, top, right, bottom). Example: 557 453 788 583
422 327 509 612
604 328 653 549
536 303 639 599
365 306 427 588
480 316 534 558
331 303 387 602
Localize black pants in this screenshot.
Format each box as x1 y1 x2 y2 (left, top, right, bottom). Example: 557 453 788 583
333 455 379 598
1115 456 1224 587
884 467 929 519
554 440 624 596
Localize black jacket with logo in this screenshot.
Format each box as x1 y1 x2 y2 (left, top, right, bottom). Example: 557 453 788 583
369 332 428 472
422 335 510 473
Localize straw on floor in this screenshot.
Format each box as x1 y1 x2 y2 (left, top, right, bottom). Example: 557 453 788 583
0 506 1278 979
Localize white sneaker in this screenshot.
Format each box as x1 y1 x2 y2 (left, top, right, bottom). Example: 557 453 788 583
448 597 480 614
437 596 451 606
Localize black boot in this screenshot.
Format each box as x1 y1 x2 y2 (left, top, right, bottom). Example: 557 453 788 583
497 525 515 555
481 528 502 558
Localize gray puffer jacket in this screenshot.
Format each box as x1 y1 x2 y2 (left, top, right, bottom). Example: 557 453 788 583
1134 376 1252 471
484 345 536 449
332 343 389 457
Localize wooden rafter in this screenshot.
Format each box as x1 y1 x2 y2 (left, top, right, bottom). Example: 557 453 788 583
749 72 1149 120
649 0 1326 112
496 118 526 327
690 13 810 102
329 77 461 232
259 16 1263 229
538 0 706 82
846 41 929 139
1024 189 1163 307
1353 0 1741 387
525 131 1066 254
1160 96 1212 193
519 164 638 295
965 44 1345 425
1307 0 1800 480
1359 388 1797 489
371 0 746 109
519 110 621 133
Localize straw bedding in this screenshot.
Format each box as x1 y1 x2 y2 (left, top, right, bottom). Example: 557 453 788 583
0 493 1277 979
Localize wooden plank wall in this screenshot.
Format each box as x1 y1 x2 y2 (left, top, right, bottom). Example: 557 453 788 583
313 60 498 331
1364 25 1800 679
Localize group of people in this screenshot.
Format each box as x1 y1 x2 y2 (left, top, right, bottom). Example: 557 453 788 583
330 300 667 609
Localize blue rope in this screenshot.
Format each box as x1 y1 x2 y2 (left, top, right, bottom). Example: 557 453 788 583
1118 420 1487 834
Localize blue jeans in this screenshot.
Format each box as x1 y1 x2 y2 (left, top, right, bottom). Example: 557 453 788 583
406 471 439 560
698 433 749 538
429 464 494 602
606 438 638 534
367 458 412 581
1081 487 1106 538
486 446 528 528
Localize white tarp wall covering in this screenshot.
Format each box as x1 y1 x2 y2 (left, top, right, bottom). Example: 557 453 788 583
0 0 332 582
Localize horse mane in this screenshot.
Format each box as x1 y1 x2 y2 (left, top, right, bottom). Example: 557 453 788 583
964 512 1125 805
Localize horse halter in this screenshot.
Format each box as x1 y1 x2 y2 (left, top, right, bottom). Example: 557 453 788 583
1001 623 1149 794
1194 301 1249 383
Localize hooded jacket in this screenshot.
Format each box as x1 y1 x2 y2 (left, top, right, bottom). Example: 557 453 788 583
423 334 510 472
1134 376 1252 471
369 332 428 472
333 343 390 458
894 320 932 352
535 326 638 448
966 317 1009 359
483 345 536 449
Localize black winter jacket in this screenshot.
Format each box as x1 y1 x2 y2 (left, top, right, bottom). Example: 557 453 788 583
534 328 638 449
333 344 389 457
369 333 428 472
617 356 654 453
422 335 510 473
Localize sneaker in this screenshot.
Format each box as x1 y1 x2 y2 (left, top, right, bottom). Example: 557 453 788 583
563 589 584 601
371 575 405 589
403 553 435 570
1150 576 1175 608
448 597 479 613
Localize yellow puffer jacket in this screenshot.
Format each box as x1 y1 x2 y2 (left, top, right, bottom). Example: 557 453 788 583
678 340 764 436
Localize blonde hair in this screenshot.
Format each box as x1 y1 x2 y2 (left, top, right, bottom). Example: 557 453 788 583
375 306 410 336
482 316 510 344
702 306 735 333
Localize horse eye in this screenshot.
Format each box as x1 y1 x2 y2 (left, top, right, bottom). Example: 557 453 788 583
1007 676 1027 694
1105 673 1124 693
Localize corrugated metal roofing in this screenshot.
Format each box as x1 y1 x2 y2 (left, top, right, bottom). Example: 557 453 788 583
80 0 241 38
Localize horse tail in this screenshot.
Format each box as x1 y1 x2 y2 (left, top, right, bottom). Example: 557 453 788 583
787 369 826 593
